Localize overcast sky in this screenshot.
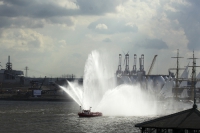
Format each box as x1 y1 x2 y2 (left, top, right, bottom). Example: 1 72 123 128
0 0 200 78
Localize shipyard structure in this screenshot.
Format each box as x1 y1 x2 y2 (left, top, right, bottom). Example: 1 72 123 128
115 51 200 102
0 56 24 88
115 53 170 88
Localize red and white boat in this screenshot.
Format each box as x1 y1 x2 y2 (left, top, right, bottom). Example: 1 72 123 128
78 107 102 117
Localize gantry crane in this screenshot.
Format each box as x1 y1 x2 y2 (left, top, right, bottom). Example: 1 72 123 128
147 55 157 76
145 55 157 90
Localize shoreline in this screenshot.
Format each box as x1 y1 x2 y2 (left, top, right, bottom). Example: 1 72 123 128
0 98 73 102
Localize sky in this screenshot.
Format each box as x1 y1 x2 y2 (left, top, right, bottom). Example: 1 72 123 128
0 0 200 78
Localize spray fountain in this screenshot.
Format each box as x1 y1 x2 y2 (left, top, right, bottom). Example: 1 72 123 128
59 50 189 116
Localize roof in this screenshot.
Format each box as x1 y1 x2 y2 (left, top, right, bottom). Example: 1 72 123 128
135 106 200 129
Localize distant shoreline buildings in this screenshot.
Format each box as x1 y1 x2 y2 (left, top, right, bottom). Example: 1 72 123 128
0 56 82 89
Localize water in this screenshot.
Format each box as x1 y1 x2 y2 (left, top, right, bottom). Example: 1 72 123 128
0 101 153 133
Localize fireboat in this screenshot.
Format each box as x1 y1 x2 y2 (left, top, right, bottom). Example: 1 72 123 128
78 106 102 117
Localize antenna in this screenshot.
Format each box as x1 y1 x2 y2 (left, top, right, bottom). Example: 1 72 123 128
6 55 12 70
24 66 29 77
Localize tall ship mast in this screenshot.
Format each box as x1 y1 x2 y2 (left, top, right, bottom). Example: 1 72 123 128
171 49 184 98
188 51 200 103
171 51 200 102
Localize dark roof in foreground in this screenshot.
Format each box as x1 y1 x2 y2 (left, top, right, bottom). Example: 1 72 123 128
135 106 200 129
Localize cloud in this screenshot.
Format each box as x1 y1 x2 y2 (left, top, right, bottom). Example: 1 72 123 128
0 0 128 30
0 0 127 18
76 0 128 15
0 17 45 28
103 38 111 43
0 16 76 29
56 0 79 10
0 28 53 52
0 0 78 29
58 40 67 48
0 0 76 29
0 1 3 5
155 0 200 50
177 1 200 50
72 53 81 58
95 24 108 30
88 18 138 34
46 17 75 27
136 38 168 50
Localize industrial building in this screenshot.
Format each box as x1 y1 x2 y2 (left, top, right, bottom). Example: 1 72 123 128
0 56 24 88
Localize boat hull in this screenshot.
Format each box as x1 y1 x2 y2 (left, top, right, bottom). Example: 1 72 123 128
78 112 102 117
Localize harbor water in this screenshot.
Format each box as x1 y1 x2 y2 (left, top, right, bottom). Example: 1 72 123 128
0 101 154 133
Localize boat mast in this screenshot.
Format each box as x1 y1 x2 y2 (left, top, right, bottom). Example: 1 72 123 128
171 49 184 98
188 51 200 107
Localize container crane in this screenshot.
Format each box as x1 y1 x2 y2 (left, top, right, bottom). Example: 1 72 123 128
123 52 130 75
116 54 122 76
146 55 157 90
147 55 157 76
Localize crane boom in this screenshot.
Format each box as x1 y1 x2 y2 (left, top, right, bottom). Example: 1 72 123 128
147 55 157 75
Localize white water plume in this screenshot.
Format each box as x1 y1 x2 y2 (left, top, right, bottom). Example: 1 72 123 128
96 84 158 116
60 50 191 116
82 50 116 110
59 82 83 106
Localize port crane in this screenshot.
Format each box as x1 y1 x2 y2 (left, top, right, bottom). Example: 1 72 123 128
145 55 157 90
147 55 157 76
131 54 137 75
116 54 122 76
123 52 130 75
